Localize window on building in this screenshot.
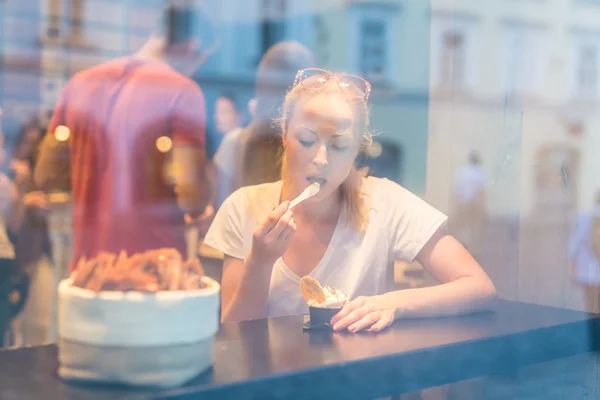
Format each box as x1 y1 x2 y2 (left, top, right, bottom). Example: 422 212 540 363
349 4 396 84
360 18 388 81
577 45 598 97
503 25 545 97
261 0 287 54
430 15 476 92
439 30 466 89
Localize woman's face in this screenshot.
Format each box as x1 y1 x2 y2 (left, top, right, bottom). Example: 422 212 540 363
214 97 241 134
283 91 360 202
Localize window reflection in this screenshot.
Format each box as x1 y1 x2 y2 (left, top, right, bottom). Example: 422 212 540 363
0 0 598 398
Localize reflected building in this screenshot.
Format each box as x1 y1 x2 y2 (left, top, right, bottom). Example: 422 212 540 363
426 0 600 311
426 0 600 217
0 0 427 190
312 0 430 194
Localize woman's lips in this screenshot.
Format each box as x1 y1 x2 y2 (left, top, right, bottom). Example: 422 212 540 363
307 177 327 186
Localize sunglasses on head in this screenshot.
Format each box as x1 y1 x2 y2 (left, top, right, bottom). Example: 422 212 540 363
293 68 371 101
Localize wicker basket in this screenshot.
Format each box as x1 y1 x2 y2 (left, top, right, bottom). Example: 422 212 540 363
57 276 220 388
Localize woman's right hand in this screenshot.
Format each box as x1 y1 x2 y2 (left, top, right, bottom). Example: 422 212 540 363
250 201 296 265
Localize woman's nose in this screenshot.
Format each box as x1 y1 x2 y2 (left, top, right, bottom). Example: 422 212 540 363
313 144 328 167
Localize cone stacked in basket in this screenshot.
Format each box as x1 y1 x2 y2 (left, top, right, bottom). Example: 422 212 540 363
72 248 205 292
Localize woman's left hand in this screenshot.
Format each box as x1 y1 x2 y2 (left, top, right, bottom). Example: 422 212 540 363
330 296 395 333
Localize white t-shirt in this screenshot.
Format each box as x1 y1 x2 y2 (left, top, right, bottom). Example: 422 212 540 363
204 177 447 318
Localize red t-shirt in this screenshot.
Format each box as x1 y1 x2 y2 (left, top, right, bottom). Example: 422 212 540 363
47 57 206 270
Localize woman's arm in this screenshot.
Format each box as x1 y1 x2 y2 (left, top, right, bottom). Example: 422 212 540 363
331 228 496 332
374 229 496 318
220 201 296 323
220 252 275 323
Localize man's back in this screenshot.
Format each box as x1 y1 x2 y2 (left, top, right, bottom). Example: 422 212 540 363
50 57 206 266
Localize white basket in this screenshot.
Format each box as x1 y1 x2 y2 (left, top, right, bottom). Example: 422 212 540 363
57 276 220 387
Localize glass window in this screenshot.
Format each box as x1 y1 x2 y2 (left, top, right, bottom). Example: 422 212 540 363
0 2 599 399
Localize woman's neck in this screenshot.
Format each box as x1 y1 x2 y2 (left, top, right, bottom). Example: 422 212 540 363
281 180 341 224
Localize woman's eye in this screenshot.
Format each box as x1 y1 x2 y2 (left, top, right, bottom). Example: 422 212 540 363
332 144 350 151
299 139 315 147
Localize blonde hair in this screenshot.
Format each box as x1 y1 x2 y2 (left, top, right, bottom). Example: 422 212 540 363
277 80 373 232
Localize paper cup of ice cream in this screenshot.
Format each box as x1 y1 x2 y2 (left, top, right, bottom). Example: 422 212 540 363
300 277 347 329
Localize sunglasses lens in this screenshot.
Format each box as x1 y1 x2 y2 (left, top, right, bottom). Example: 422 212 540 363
299 69 330 89
339 76 368 98
296 69 371 100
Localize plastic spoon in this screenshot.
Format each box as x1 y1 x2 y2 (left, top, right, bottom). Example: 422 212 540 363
289 182 321 209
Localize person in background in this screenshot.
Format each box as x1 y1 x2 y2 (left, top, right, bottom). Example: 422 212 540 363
450 152 486 258
0 109 22 347
214 92 243 137
4 116 55 346
247 98 257 120
569 191 600 350
192 92 245 240
34 4 215 271
205 68 496 327
212 41 314 210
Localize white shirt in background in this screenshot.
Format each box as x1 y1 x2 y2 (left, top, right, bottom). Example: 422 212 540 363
213 127 246 207
569 206 600 285
205 177 448 318
454 163 485 204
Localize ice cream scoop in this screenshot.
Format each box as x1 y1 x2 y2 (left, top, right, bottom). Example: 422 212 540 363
307 286 347 308
300 276 347 329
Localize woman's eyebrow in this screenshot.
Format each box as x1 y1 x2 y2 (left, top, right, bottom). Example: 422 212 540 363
301 128 318 136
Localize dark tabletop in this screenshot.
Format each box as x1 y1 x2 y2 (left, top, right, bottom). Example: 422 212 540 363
1 300 599 400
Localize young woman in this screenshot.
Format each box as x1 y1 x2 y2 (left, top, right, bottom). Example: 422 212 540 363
205 68 497 332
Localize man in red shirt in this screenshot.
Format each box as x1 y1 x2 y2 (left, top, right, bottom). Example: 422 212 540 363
34 6 215 270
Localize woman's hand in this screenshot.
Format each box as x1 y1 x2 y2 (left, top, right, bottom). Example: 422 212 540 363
330 296 395 333
250 201 296 265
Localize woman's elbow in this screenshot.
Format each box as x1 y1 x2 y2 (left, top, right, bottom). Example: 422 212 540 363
477 277 498 311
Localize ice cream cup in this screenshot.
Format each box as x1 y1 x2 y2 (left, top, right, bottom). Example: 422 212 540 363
308 305 342 328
